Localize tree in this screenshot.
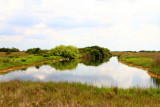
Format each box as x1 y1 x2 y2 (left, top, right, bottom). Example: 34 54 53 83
0 47 20 52
49 45 80 59
26 48 41 54
79 46 110 59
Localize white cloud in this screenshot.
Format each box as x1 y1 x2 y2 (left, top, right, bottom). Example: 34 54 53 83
0 35 23 42
0 0 160 50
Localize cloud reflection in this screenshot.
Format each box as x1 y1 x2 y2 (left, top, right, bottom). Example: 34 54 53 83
0 57 159 88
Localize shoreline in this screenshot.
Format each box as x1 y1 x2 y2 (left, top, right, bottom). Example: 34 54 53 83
0 58 69 74
118 59 160 79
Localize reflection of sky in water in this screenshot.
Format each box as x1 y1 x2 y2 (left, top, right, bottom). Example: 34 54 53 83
0 57 159 88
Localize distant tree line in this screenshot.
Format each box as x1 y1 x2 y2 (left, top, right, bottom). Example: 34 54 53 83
0 47 20 52
112 50 160 53
26 48 49 55
139 50 160 52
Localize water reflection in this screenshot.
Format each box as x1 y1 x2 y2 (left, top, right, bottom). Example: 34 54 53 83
49 59 81 71
0 57 159 88
80 56 110 66
151 77 160 87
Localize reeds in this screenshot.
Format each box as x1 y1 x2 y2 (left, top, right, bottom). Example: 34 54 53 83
0 80 159 106
153 54 160 67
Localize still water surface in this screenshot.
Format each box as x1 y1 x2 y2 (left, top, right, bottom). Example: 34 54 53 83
0 57 159 88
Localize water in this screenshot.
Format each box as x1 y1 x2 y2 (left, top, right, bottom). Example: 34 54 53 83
0 57 159 88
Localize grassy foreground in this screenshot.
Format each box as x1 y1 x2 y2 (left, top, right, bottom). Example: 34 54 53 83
112 52 160 75
0 52 63 71
0 80 159 106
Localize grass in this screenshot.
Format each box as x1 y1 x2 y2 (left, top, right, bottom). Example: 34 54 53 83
0 52 63 71
0 80 159 106
120 56 153 68
112 52 160 75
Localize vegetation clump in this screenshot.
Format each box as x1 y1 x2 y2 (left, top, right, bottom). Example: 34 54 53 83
79 46 111 59
49 59 80 71
26 48 49 55
49 45 80 59
0 47 20 52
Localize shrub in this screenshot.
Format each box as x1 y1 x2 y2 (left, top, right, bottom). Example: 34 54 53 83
2 58 10 63
26 48 49 55
49 45 80 59
0 47 20 52
21 59 26 62
6 51 12 55
79 46 110 59
43 54 49 57
8 55 19 58
26 48 41 54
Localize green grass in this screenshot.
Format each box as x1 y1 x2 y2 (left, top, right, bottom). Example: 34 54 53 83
119 56 160 75
111 54 121 57
0 80 159 106
0 55 63 71
120 56 153 68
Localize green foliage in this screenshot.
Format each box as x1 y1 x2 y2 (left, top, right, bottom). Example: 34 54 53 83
0 55 62 71
139 50 158 52
26 48 41 54
6 51 12 55
79 46 111 59
120 56 153 68
0 47 20 52
8 55 19 58
49 59 80 71
49 45 80 59
26 48 49 55
81 56 110 66
120 56 160 74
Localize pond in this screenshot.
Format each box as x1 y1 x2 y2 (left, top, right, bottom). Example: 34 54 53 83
0 57 160 88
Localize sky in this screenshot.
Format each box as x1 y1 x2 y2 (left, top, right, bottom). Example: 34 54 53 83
0 0 160 51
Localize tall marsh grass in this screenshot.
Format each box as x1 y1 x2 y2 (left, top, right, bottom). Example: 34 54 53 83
0 80 159 106
154 55 160 67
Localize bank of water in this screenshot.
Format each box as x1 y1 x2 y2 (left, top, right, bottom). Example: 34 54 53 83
0 57 159 88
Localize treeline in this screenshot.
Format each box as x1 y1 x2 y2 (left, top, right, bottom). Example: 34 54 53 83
0 47 20 52
112 50 160 53
26 48 49 55
139 50 160 52
0 46 112 60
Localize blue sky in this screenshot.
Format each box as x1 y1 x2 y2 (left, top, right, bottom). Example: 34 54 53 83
0 0 160 51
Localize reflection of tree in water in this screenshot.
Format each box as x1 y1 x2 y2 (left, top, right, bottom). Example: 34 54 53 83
151 77 160 88
20 67 28 71
35 65 40 69
49 59 81 71
81 56 111 67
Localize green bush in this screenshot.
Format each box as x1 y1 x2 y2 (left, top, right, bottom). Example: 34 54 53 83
8 55 19 58
0 47 19 52
26 48 41 54
43 54 49 57
2 58 10 63
26 48 49 55
21 59 26 62
6 51 12 55
49 45 80 59
79 46 110 59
